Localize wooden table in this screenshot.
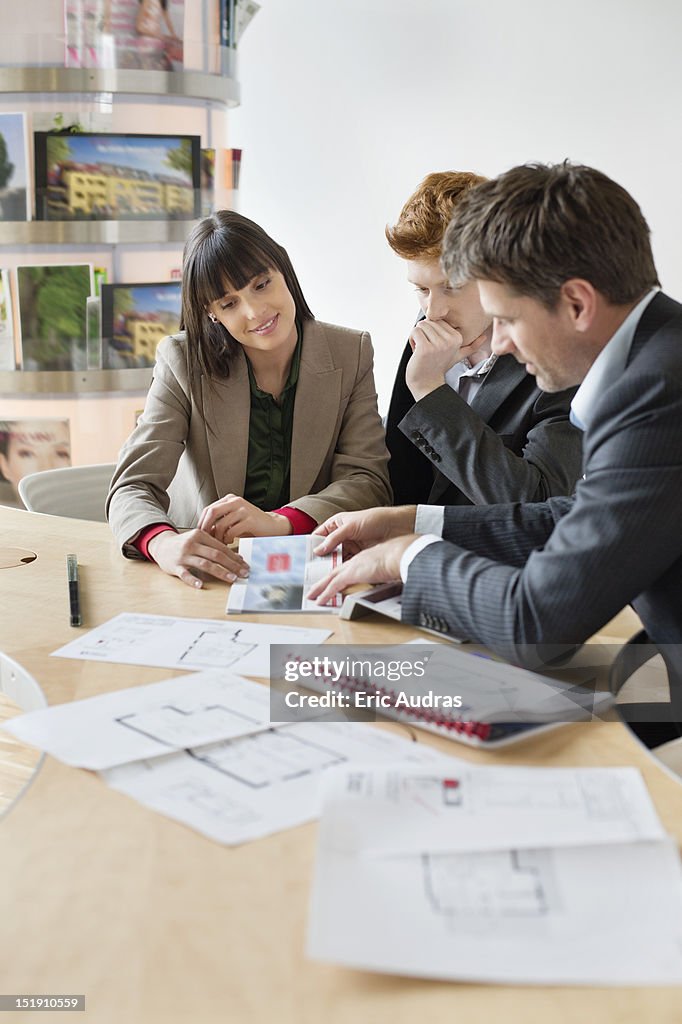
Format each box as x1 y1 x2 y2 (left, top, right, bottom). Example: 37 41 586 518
0 506 680 1024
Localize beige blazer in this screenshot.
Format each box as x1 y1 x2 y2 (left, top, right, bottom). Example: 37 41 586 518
107 319 391 555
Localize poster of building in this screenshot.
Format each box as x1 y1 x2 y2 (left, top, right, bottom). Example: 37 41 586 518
101 280 181 368
34 132 200 221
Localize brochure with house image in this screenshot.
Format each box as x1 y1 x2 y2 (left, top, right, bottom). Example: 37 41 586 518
227 536 342 614
101 280 181 368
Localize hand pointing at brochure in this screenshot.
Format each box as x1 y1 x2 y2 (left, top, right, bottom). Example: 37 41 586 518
307 536 419 606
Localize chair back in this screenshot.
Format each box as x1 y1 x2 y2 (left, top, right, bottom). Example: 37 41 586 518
0 651 47 712
609 628 682 736
18 463 115 522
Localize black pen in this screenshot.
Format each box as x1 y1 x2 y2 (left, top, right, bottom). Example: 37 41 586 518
67 554 82 627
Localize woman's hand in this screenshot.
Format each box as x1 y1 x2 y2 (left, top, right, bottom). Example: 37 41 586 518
147 528 249 589
198 495 293 544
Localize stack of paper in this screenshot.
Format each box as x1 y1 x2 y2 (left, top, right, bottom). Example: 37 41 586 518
307 764 682 985
3 672 444 846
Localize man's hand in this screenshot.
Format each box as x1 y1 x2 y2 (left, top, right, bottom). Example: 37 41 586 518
198 495 293 544
307 536 419 606
406 319 464 401
147 528 250 589
313 506 417 557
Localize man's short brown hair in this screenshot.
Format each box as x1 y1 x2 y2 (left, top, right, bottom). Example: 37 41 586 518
386 171 487 261
442 161 660 308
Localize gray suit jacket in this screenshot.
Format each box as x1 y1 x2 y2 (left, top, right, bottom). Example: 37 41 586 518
107 319 391 555
402 292 682 664
386 337 582 506
400 355 582 505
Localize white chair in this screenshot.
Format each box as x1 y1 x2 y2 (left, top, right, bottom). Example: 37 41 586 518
18 463 115 522
0 651 47 713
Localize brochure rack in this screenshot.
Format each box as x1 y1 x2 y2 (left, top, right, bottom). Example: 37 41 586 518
0 26 240 486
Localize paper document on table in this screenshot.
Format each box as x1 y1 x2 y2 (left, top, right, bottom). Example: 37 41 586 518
102 722 445 846
308 764 682 986
51 612 332 677
316 764 666 855
309 839 682 985
2 671 275 770
227 536 342 613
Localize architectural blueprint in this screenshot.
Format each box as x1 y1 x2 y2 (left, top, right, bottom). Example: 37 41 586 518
50 612 332 677
102 721 444 845
307 764 682 985
3 670 276 769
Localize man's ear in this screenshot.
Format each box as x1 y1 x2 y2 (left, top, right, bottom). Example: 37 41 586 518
559 279 598 332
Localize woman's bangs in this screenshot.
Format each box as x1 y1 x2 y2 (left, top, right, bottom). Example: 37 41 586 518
206 232 272 300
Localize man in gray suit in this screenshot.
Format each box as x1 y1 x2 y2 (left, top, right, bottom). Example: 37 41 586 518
310 162 682 732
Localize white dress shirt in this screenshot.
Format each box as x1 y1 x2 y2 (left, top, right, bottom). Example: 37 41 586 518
570 288 658 430
413 352 496 537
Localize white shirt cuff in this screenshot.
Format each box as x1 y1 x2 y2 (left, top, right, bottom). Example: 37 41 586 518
400 534 442 582
415 504 445 536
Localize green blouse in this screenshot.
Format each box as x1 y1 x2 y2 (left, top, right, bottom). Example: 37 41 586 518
242 332 302 511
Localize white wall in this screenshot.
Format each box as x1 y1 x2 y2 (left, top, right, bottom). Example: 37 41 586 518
230 0 682 413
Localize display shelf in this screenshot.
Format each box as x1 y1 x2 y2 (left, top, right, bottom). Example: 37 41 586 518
2 221 198 246
0 66 239 106
0 368 152 396
0 45 238 482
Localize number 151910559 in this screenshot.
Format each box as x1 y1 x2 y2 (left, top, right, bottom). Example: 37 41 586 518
0 995 85 1011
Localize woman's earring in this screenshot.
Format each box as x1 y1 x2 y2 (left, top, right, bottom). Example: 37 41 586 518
208 312 218 324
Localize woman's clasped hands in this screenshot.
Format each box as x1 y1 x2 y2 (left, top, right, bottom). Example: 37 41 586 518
198 494 293 544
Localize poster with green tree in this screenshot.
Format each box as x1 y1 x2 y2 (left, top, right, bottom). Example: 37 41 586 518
17 264 94 371
0 113 29 221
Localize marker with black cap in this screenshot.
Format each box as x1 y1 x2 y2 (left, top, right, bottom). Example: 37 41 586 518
67 554 82 627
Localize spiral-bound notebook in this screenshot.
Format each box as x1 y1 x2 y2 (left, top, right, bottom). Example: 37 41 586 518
288 643 613 749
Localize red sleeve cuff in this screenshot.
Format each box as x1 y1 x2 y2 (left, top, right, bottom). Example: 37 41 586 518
135 523 177 561
273 507 318 535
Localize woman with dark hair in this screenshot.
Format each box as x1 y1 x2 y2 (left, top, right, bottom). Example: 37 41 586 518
106 211 391 588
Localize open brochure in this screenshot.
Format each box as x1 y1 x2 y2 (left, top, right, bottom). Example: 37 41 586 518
227 536 342 614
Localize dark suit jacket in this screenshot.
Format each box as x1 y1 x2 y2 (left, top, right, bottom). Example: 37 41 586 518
402 292 682 669
386 335 582 506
